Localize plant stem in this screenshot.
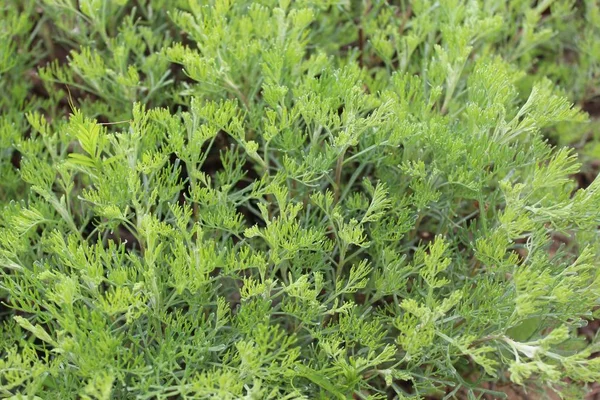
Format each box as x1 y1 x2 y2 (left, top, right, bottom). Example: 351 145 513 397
334 148 346 203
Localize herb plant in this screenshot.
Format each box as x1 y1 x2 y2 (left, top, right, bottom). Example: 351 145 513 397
1 1 600 399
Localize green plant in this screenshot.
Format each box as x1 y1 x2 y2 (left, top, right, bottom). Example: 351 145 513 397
1 1 600 399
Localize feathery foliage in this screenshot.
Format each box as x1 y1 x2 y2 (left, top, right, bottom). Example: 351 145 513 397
1 0 600 399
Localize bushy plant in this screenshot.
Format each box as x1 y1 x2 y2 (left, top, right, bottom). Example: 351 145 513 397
1 1 600 399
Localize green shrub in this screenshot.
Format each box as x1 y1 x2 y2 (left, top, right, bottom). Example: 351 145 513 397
1 1 600 398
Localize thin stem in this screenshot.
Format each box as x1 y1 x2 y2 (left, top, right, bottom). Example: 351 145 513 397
334 147 346 203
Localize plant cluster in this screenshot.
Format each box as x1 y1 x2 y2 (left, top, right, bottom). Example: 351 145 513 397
1 0 600 399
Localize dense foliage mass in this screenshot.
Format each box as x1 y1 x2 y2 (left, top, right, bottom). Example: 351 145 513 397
2 1 600 398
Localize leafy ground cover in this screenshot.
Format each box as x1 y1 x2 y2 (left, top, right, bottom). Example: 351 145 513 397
1 1 600 399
